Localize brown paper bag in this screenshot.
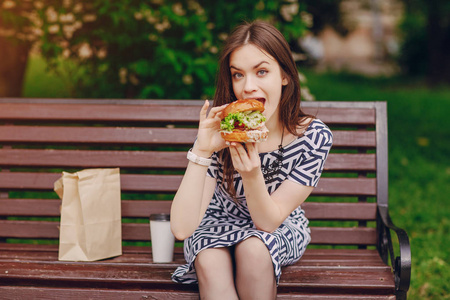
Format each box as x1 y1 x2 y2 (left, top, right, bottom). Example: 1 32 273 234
54 168 122 261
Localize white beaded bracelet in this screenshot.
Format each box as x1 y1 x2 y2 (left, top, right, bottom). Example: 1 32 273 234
187 148 212 166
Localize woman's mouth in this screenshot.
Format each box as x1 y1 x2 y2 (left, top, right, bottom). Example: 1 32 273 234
246 97 266 106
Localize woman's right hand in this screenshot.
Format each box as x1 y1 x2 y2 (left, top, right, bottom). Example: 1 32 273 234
193 100 228 157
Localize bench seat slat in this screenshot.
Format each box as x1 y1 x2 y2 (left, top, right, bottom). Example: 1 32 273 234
0 149 376 171
0 286 396 299
0 287 201 300
0 243 382 257
0 126 376 147
0 245 386 266
1 199 377 221
0 220 377 245
0 173 376 195
0 102 375 126
0 260 394 294
278 269 395 294
0 244 395 297
0 249 387 267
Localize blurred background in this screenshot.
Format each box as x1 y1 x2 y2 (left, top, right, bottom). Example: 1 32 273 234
1 0 448 298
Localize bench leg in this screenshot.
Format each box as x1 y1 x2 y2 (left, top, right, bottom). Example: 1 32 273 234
396 290 407 300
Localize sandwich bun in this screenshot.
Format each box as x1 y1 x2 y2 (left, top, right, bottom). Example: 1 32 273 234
220 99 268 143
222 99 265 116
220 128 268 143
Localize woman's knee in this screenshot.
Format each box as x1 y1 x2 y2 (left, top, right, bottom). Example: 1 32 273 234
234 238 277 299
235 237 273 272
195 247 234 280
195 247 238 299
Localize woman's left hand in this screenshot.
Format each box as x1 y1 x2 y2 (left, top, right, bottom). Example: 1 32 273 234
229 142 261 177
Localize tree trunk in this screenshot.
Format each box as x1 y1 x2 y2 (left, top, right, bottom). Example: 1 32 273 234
0 36 31 97
426 0 450 84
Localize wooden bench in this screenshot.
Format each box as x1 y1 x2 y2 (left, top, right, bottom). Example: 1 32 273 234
0 99 411 299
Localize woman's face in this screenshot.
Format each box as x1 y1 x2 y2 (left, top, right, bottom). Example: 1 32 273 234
229 44 287 127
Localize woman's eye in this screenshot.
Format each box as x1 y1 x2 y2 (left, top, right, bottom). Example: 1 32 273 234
257 70 268 76
232 73 243 79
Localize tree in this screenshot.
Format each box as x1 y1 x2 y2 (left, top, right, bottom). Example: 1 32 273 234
398 0 450 84
0 0 309 99
302 0 349 36
0 1 35 97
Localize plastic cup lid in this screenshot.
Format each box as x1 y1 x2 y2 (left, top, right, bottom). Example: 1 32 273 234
150 213 170 221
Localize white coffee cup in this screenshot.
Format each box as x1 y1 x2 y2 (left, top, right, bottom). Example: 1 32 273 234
149 213 175 263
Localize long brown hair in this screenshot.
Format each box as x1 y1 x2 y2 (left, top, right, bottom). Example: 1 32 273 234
213 20 313 198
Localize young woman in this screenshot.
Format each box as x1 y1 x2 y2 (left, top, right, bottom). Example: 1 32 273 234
170 20 333 299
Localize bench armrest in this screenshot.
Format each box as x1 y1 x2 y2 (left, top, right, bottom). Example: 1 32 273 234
377 204 411 300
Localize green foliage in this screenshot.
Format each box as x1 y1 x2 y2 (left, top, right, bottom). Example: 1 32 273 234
22 0 308 99
0 1 34 35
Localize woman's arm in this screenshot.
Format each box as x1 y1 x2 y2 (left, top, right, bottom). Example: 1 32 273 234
170 160 217 240
242 170 313 232
229 142 314 232
170 100 227 240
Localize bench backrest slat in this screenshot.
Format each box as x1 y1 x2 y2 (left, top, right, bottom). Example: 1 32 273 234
0 173 376 196
0 127 375 148
0 100 375 125
0 220 377 245
0 126 198 146
0 103 202 123
1 200 376 221
0 100 386 247
0 149 375 171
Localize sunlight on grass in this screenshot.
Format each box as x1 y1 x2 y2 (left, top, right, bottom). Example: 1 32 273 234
22 54 71 98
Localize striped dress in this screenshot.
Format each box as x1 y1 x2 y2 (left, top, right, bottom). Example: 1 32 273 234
172 119 333 285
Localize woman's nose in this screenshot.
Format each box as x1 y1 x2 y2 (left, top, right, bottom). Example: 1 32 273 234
244 76 257 94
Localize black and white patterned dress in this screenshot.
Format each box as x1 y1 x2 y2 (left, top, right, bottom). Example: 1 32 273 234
172 119 333 285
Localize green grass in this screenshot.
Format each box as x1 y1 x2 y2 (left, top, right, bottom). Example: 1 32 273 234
22 54 72 98
21 57 449 299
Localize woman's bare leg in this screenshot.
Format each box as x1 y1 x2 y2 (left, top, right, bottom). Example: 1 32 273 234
234 237 277 300
194 247 238 300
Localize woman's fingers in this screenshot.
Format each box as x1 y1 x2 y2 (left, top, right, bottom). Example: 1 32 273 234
206 103 227 120
229 144 244 170
199 100 209 122
229 142 260 174
199 102 227 130
196 101 230 154
200 100 225 120
233 143 257 160
230 142 247 158
246 142 258 158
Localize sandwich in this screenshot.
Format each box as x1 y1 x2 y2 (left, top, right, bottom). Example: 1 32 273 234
220 99 269 143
